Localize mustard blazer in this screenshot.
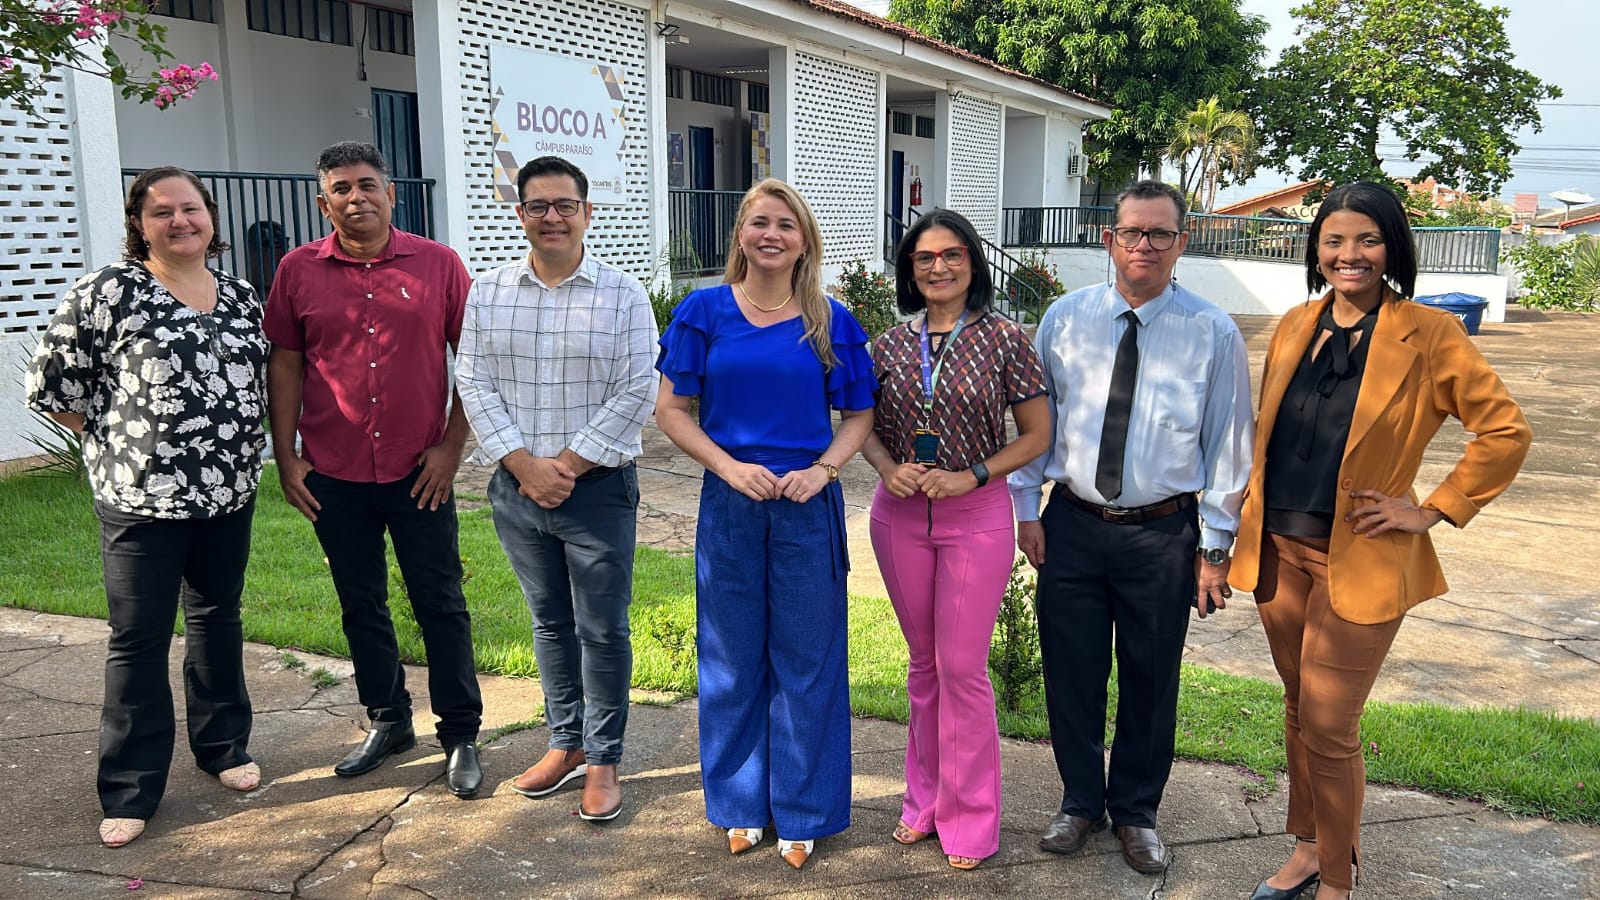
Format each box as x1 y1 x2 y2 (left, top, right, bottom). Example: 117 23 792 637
1229 295 1531 625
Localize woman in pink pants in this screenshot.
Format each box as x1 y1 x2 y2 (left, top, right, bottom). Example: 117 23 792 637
862 209 1051 869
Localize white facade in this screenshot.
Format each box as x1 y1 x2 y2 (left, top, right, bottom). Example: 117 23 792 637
0 0 1109 462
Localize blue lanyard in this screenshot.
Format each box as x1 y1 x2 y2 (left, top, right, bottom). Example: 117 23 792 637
919 309 969 420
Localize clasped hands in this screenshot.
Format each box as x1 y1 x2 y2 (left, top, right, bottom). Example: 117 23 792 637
878 462 978 501
719 461 832 503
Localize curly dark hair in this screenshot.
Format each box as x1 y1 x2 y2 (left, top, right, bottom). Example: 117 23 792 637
123 166 229 261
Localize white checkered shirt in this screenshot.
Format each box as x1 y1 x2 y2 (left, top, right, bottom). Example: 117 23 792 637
455 250 659 467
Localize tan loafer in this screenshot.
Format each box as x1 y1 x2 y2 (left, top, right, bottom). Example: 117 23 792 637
512 748 587 798
577 763 622 822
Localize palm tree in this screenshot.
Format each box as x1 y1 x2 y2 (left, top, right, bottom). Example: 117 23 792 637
1167 97 1256 212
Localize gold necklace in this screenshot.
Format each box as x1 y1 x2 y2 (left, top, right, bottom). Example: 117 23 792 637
736 281 793 312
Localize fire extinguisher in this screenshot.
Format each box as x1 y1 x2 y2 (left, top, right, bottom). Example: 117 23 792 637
909 177 923 208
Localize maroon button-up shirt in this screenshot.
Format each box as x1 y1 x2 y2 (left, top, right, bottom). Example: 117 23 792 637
264 228 469 484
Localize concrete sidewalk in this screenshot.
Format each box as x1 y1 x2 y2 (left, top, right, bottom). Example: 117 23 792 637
2 309 1598 897
1 606 1595 899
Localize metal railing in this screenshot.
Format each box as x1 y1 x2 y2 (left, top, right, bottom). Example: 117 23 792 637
668 189 744 277
1002 207 1501 274
884 209 1053 322
119 169 436 295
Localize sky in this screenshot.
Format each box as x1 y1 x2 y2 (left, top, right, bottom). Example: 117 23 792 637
845 0 1598 210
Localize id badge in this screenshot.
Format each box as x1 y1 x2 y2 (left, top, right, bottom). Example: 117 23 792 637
913 429 940 465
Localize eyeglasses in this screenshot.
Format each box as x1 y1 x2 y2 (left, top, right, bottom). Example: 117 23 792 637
520 198 584 218
1111 227 1181 250
909 246 970 270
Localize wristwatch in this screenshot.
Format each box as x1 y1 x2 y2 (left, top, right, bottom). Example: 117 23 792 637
970 461 991 488
1199 547 1229 566
813 459 839 482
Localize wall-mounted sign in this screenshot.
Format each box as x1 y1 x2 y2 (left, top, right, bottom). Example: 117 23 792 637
488 44 630 203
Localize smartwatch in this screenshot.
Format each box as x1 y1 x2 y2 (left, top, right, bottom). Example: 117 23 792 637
1199 547 1229 566
970 461 991 488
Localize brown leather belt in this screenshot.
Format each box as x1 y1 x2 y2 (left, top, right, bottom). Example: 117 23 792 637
1058 487 1195 525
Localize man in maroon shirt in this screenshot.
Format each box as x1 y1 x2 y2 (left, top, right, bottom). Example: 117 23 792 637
265 142 483 797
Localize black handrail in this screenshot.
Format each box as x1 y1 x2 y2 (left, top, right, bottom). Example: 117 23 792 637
119 168 437 295
884 209 1053 322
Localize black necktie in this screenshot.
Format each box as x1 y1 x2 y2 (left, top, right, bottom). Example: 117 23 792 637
1096 310 1140 503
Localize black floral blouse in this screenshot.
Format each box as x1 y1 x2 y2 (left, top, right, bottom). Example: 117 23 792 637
25 261 268 519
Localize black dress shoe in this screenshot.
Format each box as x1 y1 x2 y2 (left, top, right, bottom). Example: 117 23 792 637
1249 871 1320 900
445 743 482 798
334 721 416 777
1115 825 1168 874
1039 812 1108 854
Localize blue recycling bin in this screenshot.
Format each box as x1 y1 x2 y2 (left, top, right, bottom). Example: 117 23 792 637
1416 292 1488 335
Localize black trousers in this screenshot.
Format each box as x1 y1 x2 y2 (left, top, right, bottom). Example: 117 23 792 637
1035 491 1198 828
96 499 257 819
305 468 482 747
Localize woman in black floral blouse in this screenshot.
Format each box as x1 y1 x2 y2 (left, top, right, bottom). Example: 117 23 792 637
26 167 269 848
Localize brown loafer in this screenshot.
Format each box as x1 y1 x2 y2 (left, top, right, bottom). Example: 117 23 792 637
1116 825 1168 873
1039 812 1108 854
578 763 622 822
512 748 587 798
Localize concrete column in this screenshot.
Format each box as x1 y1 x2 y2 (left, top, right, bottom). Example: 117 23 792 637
214 0 259 171
64 65 124 270
413 0 471 260
931 90 951 212
646 4 671 286
766 45 793 180
873 71 887 268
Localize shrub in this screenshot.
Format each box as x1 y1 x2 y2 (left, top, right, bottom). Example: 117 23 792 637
1503 237 1599 312
1004 252 1066 321
833 260 898 341
649 279 694 334
989 560 1044 715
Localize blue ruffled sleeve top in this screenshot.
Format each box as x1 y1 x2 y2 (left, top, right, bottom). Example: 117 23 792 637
656 284 876 476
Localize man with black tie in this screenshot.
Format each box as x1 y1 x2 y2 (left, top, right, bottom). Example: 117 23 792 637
1009 180 1253 873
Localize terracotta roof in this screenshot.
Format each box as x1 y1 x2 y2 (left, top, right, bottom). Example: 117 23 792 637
794 0 1110 113
1561 211 1600 230
1211 180 1326 215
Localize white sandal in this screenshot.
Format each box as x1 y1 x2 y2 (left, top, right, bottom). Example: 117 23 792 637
98 817 145 848
727 826 764 854
778 838 813 869
218 762 261 791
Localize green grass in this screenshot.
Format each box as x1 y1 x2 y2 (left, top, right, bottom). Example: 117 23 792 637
2 472 1597 822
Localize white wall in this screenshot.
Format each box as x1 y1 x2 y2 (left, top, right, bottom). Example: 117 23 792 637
114 18 229 171
116 6 417 176
664 98 745 190
1002 116 1044 207
1034 246 1509 322
885 109 935 218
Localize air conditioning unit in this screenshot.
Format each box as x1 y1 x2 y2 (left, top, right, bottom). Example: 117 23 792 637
1066 154 1088 177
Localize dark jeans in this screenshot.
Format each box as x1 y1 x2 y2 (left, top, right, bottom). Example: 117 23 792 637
96 499 256 819
488 464 637 765
1035 492 1198 828
305 468 482 747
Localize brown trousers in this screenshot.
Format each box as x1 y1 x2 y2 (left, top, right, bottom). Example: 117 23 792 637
1254 533 1403 891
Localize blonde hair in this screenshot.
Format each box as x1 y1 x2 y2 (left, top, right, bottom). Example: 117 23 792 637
723 178 835 369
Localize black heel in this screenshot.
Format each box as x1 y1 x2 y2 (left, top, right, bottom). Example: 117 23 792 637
1248 871 1319 900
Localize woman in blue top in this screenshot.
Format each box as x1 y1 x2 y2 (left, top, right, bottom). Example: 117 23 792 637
656 179 876 869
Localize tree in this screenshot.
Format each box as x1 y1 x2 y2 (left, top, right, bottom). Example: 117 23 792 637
1167 96 1255 212
1 0 218 118
889 0 1269 189
1253 0 1559 200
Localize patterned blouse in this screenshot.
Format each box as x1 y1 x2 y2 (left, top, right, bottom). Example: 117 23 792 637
871 312 1048 471
26 261 269 519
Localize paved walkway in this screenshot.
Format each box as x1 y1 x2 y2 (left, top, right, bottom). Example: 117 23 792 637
2 309 1598 898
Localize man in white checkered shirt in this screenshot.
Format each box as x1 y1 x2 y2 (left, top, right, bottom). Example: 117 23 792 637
455 156 657 824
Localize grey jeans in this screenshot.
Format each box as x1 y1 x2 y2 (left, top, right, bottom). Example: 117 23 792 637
488 464 638 764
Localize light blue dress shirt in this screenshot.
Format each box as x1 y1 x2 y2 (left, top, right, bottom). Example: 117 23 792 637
1008 280 1254 550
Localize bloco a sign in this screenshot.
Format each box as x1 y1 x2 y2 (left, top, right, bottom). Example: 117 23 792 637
489 44 630 203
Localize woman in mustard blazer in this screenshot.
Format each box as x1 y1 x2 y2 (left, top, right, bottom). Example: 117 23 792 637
1228 182 1530 900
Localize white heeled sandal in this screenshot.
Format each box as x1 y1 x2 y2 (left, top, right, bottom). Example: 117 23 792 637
727 826 764 854
778 838 813 869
